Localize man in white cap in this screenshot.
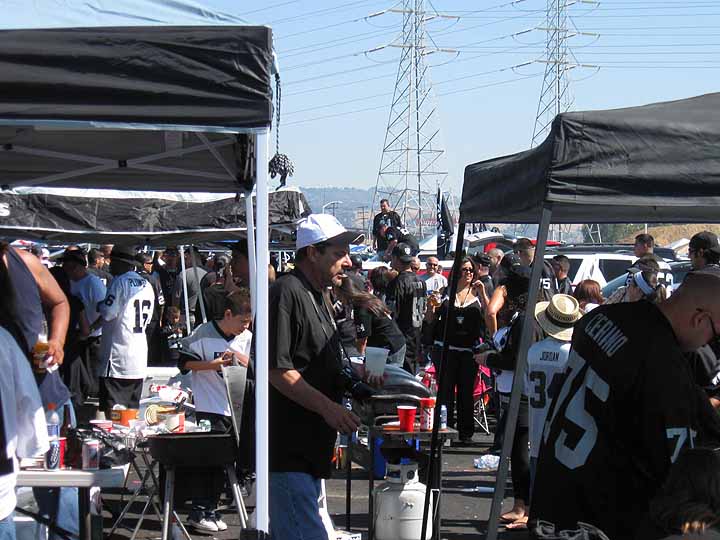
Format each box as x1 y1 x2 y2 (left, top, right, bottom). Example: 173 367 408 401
93 245 155 415
268 214 363 540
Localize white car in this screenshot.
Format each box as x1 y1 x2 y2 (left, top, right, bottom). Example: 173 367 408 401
545 252 637 288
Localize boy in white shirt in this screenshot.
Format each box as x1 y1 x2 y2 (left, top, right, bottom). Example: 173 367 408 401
176 290 252 533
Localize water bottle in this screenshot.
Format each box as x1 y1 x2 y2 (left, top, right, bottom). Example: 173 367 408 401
46 403 60 439
45 403 60 470
440 405 447 430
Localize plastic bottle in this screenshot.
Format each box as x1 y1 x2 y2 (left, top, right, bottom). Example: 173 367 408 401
32 320 50 374
45 403 61 471
46 403 60 439
440 405 448 430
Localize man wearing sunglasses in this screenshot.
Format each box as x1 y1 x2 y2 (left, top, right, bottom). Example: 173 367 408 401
531 267 720 540
421 256 447 293
688 231 720 271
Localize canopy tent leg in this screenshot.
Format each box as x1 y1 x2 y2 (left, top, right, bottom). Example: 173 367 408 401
245 192 258 318
178 245 192 335
485 205 553 540
254 129 271 535
189 248 207 324
421 221 467 540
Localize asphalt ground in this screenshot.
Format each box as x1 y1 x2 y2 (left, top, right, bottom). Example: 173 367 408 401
101 425 528 540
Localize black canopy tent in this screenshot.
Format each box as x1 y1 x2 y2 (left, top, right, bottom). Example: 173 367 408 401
0 12 276 537
0 188 311 245
420 92 720 540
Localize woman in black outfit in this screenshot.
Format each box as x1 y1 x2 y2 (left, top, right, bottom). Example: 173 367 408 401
425 257 486 443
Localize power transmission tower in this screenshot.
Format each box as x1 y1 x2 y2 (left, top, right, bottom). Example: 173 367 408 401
532 0 600 243
370 0 451 238
531 0 573 147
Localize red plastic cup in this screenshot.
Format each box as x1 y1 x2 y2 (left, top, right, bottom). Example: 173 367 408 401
58 437 66 469
397 405 417 432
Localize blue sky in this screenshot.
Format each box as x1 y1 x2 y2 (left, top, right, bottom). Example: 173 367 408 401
15 0 720 198
229 0 719 195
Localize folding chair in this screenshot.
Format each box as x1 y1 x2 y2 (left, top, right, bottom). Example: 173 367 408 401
473 367 493 435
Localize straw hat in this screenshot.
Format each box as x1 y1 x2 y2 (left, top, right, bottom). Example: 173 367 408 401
534 294 581 341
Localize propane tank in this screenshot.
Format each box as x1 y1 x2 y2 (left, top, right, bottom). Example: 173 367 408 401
373 462 433 540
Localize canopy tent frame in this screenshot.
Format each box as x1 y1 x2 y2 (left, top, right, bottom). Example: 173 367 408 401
420 92 720 540
2 134 239 188
0 14 277 536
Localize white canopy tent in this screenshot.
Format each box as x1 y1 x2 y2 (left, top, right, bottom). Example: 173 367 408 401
0 1 277 536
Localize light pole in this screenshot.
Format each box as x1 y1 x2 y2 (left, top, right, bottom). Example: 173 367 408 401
322 200 342 216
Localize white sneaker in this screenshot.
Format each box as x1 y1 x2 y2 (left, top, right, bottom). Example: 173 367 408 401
213 513 228 532
188 516 219 533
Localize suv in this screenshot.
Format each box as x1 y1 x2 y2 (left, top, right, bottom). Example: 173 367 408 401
545 252 637 288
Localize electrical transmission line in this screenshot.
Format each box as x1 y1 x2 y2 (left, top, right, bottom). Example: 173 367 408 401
370 0 454 237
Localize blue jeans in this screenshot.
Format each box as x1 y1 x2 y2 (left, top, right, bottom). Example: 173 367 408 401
269 473 328 540
0 514 15 540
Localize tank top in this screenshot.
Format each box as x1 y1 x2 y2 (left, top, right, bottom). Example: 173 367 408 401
6 248 43 353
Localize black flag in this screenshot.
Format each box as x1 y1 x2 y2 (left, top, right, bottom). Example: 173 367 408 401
437 188 454 259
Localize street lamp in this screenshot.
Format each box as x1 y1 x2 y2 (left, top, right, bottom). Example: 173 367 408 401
322 200 342 216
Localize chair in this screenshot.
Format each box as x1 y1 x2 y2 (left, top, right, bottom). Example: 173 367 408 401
473 367 492 435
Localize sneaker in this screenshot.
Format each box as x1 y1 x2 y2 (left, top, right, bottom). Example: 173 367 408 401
188 514 218 533
212 512 228 532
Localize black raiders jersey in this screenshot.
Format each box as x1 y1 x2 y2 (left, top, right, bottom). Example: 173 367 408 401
530 301 720 540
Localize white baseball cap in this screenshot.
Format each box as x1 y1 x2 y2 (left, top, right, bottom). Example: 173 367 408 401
296 214 365 250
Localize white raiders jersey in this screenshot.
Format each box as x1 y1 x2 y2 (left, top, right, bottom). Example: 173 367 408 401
98 271 155 379
525 337 571 458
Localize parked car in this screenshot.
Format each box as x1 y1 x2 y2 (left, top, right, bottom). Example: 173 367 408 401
544 252 637 288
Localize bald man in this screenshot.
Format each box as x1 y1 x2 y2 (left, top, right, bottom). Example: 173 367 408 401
531 267 720 540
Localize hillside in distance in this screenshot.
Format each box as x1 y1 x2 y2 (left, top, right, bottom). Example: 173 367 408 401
301 186 376 230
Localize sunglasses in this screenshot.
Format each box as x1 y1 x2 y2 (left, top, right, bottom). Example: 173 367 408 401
460 267 474 274
427 263 438 267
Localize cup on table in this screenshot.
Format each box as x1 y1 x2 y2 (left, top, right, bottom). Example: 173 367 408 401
397 405 417 432
365 347 389 378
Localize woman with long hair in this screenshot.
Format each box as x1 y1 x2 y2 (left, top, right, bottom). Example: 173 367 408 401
368 266 394 303
425 257 486 443
573 279 604 313
335 275 406 368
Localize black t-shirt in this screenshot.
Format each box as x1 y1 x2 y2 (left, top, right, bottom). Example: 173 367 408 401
531 301 720 540
268 269 346 479
386 271 427 333
556 277 573 296
354 307 405 354
686 342 720 401
479 274 495 299
373 211 403 250
432 297 485 349
156 266 178 306
538 259 559 302
384 227 419 254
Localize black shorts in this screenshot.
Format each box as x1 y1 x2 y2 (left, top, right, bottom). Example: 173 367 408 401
99 377 143 412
